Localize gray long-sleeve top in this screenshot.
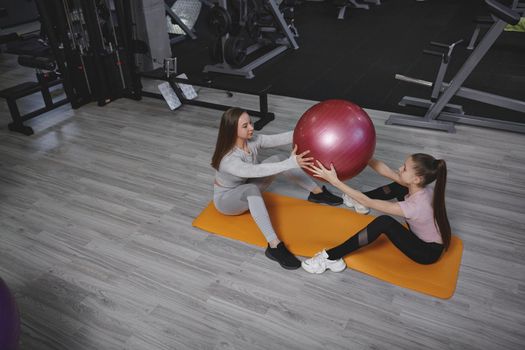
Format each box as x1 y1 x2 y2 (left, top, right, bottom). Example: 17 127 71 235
214 131 299 190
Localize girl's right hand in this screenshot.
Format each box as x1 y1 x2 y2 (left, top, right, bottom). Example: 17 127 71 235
291 144 313 169
308 160 340 184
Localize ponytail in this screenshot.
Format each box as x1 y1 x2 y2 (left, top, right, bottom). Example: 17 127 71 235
432 159 451 249
411 154 452 250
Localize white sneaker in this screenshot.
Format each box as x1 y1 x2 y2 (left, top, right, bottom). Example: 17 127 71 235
301 250 346 274
342 194 370 214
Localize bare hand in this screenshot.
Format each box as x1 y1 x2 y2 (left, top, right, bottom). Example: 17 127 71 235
308 160 340 184
292 144 314 169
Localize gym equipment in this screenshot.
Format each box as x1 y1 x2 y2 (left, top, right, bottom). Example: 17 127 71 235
0 0 145 135
38 0 143 106
0 10 68 135
140 68 275 129
467 0 524 50
0 277 21 350
223 35 247 66
336 0 380 20
387 0 525 134
165 0 199 44
0 56 68 135
293 99 376 181
193 192 464 299
133 0 172 72
203 0 299 79
209 36 224 62
207 4 232 36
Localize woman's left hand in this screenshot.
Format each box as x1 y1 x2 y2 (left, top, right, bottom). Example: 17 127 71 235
309 160 340 184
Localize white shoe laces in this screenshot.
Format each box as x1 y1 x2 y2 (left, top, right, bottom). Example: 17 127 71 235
342 194 354 207
307 251 328 267
343 194 369 212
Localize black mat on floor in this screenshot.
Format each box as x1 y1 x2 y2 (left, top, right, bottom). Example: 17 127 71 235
174 0 525 125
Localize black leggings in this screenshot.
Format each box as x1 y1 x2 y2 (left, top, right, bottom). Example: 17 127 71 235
327 183 444 265
363 181 408 201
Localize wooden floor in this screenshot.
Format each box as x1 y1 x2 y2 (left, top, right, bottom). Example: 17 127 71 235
1 53 524 350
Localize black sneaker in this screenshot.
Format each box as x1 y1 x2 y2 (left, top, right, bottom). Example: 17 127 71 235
265 242 301 270
308 186 343 206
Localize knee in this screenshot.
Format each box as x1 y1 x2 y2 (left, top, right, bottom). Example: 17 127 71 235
244 184 262 198
368 215 397 233
391 182 408 199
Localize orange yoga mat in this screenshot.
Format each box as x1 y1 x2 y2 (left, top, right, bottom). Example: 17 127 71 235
192 192 463 299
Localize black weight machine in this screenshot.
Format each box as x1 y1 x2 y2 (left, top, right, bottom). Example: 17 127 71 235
336 0 381 20
165 0 198 45
40 0 142 106
204 0 299 79
467 0 524 50
138 0 276 129
0 56 69 136
0 0 142 135
1 9 67 135
140 67 275 130
387 0 525 134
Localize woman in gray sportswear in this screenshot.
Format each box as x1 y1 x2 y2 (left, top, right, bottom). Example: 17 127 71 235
211 107 343 270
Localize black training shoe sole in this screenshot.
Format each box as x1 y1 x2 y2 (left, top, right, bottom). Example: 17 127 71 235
265 249 301 270
307 197 343 206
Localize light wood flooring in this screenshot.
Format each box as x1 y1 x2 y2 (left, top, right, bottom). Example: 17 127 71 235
1 53 524 349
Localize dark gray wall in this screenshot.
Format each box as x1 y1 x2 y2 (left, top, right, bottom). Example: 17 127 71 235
0 0 39 28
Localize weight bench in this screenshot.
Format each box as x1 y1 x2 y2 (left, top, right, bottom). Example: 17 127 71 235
467 0 524 50
337 0 381 20
387 0 525 133
0 55 68 135
140 67 275 130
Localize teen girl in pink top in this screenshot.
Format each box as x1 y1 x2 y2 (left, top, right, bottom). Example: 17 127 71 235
302 153 451 274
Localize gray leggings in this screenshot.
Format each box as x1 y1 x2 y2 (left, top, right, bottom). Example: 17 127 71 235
214 155 318 243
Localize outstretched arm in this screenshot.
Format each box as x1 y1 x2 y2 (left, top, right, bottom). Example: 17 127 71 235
221 145 313 178
310 161 404 217
336 181 404 217
254 131 294 149
221 156 298 178
368 158 403 185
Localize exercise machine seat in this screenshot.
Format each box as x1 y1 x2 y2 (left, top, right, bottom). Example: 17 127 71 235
486 0 521 25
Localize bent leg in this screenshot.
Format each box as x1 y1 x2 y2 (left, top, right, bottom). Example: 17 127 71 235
326 215 443 264
259 154 318 192
247 155 282 193
214 184 278 243
364 182 408 201
262 154 342 205
368 216 444 264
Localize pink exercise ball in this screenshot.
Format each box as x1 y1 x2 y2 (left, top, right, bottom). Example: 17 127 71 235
293 99 376 181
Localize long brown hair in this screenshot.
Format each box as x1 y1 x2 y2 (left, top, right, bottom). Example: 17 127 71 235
411 153 451 249
211 107 247 170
